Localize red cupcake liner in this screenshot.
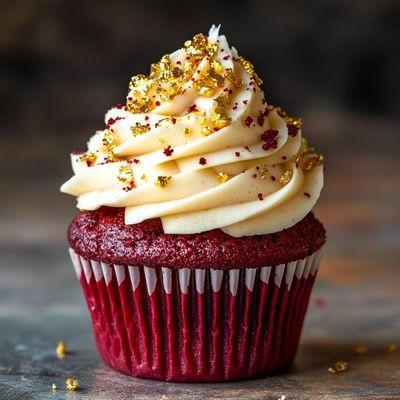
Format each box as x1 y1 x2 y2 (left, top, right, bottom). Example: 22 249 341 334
69 248 322 382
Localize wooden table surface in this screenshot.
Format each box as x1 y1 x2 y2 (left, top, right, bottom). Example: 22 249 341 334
1 111 399 399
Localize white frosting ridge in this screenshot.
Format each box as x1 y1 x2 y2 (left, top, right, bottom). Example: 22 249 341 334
61 26 324 236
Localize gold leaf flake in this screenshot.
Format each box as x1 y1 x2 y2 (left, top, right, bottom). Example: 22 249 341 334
66 378 79 391
279 170 293 185
155 176 172 188
56 341 67 359
118 166 134 184
217 172 230 183
130 122 150 137
183 127 193 136
328 361 348 374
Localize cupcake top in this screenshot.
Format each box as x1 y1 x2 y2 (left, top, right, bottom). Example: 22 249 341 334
61 25 324 237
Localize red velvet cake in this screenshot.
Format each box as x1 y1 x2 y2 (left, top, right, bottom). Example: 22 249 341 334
61 26 326 382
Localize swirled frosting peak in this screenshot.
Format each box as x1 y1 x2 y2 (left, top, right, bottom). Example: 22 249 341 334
61 25 324 237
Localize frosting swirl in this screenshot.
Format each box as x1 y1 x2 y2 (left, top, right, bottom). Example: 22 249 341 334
61 26 324 237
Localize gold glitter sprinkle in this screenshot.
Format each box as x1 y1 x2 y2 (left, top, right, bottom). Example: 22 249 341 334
51 383 57 391
79 152 97 166
303 154 324 171
102 130 116 148
183 127 193 136
56 341 67 359
217 172 230 183
355 345 368 355
159 137 166 145
155 176 172 188
211 60 223 73
140 174 146 181
237 56 263 85
118 166 134 184
279 170 293 185
129 74 147 88
387 344 398 353
260 167 268 179
66 378 79 391
184 33 218 58
131 122 150 137
328 361 348 374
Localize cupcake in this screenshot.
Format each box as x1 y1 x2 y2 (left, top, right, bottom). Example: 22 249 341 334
61 25 325 382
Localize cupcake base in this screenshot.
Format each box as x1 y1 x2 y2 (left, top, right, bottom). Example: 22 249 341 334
70 249 321 382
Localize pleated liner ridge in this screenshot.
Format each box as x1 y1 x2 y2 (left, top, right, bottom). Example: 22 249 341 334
69 248 322 382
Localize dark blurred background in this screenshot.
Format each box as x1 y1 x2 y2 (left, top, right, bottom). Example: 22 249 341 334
0 2 399 397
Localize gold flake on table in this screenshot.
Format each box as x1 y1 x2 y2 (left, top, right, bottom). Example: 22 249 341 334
65 378 79 391
328 361 348 374
51 383 57 391
56 341 67 359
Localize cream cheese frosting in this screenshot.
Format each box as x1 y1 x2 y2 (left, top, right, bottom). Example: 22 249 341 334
61 25 324 237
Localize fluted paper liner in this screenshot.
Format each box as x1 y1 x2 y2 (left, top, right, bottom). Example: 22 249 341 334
69 248 322 382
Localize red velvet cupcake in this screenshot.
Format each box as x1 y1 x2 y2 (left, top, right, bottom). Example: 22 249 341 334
61 25 325 382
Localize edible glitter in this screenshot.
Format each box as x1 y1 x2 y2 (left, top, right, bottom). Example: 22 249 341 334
155 176 172 188
131 122 151 137
183 127 193 136
56 341 67 359
118 165 134 185
328 361 348 374
79 152 97 167
217 172 229 183
66 378 79 391
279 170 293 185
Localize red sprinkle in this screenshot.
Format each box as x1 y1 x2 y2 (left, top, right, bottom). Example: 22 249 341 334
288 124 299 137
243 100 248 105
114 103 124 109
106 116 124 128
223 55 229 60
304 192 311 198
257 112 265 127
199 157 207 165
235 151 240 157
155 101 161 106
187 104 198 113
261 129 279 151
163 146 174 156
145 116 149 121
244 116 253 127
258 193 264 201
